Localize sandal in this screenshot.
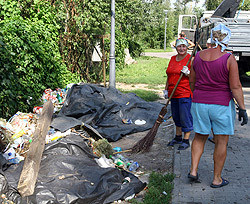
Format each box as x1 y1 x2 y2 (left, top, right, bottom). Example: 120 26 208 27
167 138 182 146
208 136 215 144
178 142 190 150
188 173 199 181
210 178 229 188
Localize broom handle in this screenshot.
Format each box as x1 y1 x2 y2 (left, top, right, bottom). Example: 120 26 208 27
164 32 204 108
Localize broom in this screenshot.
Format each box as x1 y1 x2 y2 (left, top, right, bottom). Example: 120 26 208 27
132 33 204 153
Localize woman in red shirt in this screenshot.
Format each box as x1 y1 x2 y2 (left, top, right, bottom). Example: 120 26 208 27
165 38 193 150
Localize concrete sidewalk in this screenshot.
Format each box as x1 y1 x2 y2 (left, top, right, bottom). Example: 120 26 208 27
171 87 250 204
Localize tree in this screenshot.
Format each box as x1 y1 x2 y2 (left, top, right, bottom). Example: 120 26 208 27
0 0 79 118
240 0 250 10
174 0 193 14
205 0 223 10
137 0 173 49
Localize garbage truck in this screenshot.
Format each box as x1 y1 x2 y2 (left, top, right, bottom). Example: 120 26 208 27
178 0 250 78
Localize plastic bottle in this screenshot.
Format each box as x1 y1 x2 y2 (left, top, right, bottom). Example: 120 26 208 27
11 129 26 140
113 147 122 152
129 161 139 172
57 93 63 103
116 154 131 169
8 154 24 164
109 155 124 167
9 157 20 164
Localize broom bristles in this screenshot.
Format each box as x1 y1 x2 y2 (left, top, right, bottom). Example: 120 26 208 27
132 121 161 153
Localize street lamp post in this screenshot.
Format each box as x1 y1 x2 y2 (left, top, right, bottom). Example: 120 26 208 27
164 10 168 51
109 0 116 88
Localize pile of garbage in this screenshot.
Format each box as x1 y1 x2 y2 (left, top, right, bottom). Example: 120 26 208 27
0 83 149 203
34 85 72 114
74 130 140 173
0 85 73 165
0 112 37 164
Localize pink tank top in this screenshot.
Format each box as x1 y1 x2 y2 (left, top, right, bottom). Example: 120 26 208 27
192 52 232 106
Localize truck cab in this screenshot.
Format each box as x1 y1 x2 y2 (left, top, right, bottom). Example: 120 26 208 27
178 15 197 44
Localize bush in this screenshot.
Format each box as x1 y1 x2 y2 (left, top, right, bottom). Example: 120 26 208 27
0 1 79 119
129 40 143 58
143 172 175 204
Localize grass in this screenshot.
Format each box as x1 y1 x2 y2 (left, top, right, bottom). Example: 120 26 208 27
144 48 174 52
130 172 175 204
116 56 169 85
146 84 165 90
118 89 160 102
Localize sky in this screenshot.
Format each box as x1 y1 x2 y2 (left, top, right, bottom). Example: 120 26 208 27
170 0 206 9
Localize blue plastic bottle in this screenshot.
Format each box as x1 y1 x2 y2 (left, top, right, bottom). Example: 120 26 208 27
128 161 139 172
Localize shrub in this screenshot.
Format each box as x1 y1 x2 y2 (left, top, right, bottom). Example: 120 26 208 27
0 0 80 119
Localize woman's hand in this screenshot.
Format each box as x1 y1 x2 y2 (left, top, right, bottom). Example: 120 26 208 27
238 108 248 126
181 66 190 76
163 90 168 99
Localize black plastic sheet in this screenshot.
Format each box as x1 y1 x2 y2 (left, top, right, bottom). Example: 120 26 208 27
0 135 146 203
51 83 171 141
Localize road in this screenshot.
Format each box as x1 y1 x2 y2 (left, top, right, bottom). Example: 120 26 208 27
142 50 177 59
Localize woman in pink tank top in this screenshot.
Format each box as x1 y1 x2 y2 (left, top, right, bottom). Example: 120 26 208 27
188 23 248 188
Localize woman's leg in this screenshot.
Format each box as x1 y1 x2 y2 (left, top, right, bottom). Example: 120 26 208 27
184 131 191 140
190 133 209 176
212 134 229 185
176 126 182 136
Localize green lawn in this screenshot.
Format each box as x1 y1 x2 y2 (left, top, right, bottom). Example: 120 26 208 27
116 56 169 85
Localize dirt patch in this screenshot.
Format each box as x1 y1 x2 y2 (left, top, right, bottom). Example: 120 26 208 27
141 50 177 59
111 118 174 175
116 82 166 98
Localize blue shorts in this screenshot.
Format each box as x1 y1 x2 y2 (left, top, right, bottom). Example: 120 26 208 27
191 100 236 135
171 97 193 132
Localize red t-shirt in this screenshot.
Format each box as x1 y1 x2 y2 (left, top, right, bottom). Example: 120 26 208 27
166 54 192 98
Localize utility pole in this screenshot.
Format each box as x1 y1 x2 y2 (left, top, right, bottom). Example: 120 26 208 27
164 10 168 51
109 0 116 88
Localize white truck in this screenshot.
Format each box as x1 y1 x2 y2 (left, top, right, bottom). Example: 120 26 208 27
178 0 250 78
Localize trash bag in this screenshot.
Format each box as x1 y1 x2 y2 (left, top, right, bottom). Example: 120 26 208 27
51 83 170 141
0 135 146 203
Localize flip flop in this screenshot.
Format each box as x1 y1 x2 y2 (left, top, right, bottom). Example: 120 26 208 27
188 173 199 181
210 178 229 188
178 142 190 150
208 136 215 144
167 138 182 146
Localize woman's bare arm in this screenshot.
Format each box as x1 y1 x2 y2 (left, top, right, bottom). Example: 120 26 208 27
187 39 195 49
165 78 168 90
228 54 245 109
189 60 196 92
